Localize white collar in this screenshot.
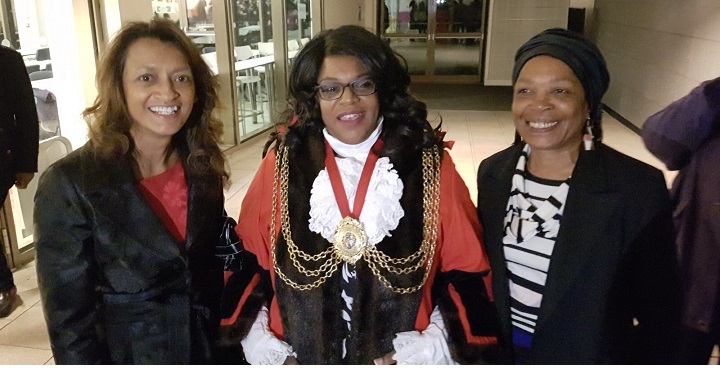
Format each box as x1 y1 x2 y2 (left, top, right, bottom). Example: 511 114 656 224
322 116 384 162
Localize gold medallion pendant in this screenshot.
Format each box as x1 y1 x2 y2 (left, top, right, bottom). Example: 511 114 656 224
332 216 369 264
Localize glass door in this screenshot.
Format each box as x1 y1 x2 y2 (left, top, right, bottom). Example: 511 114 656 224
229 0 275 140
0 0 18 49
381 0 487 83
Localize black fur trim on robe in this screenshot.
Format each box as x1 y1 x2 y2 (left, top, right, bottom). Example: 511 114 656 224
434 270 505 364
216 252 272 364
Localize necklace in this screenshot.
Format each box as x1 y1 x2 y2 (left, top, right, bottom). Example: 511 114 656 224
269 143 442 294
324 139 382 264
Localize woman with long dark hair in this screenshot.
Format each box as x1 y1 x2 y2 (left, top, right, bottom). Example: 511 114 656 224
221 25 498 364
34 20 229 364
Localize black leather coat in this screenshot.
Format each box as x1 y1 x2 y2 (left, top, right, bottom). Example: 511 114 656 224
34 144 225 364
0 46 39 190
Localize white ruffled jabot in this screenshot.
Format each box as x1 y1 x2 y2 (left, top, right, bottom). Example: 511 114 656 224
310 119 404 246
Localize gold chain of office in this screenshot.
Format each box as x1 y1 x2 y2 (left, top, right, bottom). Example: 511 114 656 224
269 144 442 294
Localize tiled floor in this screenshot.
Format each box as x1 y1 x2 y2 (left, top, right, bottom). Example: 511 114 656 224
1 108 716 364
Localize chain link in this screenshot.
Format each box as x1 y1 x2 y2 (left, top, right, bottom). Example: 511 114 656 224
364 147 441 294
270 144 442 293
271 145 339 291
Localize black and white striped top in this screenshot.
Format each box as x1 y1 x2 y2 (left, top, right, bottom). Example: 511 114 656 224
502 145 569 363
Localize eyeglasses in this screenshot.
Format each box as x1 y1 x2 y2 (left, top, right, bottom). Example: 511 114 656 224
314 78 377 100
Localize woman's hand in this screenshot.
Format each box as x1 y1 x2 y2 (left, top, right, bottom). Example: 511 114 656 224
373 351 396 365
284 356 300 364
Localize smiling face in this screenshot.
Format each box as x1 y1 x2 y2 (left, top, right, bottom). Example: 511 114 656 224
123 37 195 146
317 55 380 145
512 55 590 154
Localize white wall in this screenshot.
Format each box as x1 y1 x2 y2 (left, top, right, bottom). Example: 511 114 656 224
102 0 153 41
593 0 720 128
484 0 570 86
322 0 372 30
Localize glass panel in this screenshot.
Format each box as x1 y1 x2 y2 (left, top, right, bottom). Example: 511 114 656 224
435 0 483 34
286 0 310 48
232 0 270 45
386 0 486 78
0 0 19 49
0 0 86 266
8 0 62 141
181 0 215 52
232 0 274 139
388 37 427 76
433 39 480 75
7 137 73 257
435 0 453 34
297 0 311 39
152 1 181 26
185 0 213 29
286 0 298 41
383 0 427 35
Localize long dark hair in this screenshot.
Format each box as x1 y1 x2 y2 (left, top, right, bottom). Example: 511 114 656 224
84 20 228 183
274 25 441 157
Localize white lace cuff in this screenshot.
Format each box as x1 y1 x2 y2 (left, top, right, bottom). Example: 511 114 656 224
241 306 297 365
391 306 458 365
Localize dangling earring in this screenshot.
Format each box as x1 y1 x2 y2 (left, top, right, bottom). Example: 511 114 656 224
583 118 594 151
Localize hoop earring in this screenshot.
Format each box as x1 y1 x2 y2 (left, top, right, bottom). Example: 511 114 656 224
583 118 594 151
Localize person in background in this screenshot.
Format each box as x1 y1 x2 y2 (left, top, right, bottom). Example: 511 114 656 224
0 44 39 318
476 28 682 364
219 25 498 364
642 76 720 365
34 20 228 364
415 1 427 33
379 2 390 33
408 0 418 31
194 0 209 23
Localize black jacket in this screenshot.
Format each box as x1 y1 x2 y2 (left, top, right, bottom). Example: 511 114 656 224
0 46 39 190
34 145 225 364
476 143 682 364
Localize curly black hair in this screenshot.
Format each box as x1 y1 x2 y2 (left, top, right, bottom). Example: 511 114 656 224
270 25 441 158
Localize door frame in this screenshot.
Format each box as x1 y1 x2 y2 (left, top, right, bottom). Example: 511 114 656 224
380 0 488 84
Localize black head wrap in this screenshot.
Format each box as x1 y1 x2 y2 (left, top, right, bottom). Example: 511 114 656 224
512 28 610 142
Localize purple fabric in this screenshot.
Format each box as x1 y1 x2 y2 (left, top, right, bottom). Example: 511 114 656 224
512 327 533 364
642 77 720 171
642 77 720 333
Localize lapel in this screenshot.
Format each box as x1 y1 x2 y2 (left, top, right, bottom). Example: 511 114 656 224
480 145 523 340
90 155 182 260
184 167 214 255
534 146 620 329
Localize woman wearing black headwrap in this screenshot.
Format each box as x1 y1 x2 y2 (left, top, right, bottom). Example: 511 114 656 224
476 28 682 364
